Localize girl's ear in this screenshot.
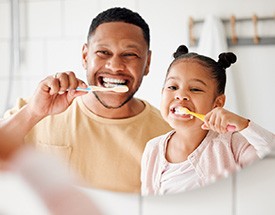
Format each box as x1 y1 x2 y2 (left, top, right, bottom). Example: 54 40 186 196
213 94 226 108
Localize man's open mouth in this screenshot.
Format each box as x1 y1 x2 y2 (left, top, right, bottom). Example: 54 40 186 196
100 77 128 88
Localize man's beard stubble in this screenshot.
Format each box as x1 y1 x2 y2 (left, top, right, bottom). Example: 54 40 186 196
93 91 135 109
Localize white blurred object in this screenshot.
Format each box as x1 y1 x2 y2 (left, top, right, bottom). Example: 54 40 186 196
0 173 50 215
1 147 102 215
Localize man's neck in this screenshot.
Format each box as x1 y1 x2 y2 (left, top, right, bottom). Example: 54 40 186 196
81 94 145 119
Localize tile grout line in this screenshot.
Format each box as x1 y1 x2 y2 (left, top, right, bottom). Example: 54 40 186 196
139 195 143 215
232 173 237 215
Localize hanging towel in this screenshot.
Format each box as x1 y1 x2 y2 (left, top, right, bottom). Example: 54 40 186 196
197 14 227 60
196 14 239 113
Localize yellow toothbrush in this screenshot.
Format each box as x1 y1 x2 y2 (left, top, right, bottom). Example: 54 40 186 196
176 107 205 121
175 107 236 131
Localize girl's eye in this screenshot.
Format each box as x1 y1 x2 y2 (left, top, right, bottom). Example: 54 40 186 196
190 88 202 92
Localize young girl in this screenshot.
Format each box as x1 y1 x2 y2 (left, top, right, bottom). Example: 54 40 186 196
141 45 275 196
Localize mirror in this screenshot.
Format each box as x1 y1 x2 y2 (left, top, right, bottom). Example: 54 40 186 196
1 0 274 196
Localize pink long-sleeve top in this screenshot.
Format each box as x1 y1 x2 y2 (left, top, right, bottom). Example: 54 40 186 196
141 121 275 195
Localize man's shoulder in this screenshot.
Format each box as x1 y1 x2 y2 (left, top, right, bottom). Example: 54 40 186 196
3 97 29 118
142 100 162 117
141 100 172 130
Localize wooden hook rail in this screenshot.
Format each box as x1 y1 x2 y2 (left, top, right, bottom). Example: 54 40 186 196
230 15 238 45
188 14 275 46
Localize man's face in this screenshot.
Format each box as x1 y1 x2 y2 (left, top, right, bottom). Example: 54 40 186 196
82 22 151 109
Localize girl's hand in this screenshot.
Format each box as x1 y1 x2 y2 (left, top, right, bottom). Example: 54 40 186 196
201 107 249 133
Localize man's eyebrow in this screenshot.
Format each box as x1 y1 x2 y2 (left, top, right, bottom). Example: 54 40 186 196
166 76 176 81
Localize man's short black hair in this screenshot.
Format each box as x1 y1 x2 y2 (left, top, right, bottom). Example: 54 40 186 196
87 7 150 48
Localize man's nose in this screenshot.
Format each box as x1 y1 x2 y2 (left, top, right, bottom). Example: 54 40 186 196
105 55 125 71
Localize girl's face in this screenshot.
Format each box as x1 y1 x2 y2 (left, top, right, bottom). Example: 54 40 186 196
160 60 225 129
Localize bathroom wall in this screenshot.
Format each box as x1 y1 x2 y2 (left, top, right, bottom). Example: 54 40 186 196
1 0 275 214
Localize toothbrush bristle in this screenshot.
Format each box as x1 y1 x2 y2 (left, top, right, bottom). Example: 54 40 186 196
174 107 188 115
113 85 129 92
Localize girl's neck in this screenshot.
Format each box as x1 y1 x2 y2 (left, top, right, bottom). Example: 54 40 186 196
165 128 208 163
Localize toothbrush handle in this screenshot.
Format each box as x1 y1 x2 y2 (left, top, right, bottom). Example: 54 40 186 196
75 86 101 92
75 87 91 92
192 113 205 121
226 125 236 132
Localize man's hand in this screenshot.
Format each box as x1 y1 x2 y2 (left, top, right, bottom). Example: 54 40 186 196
27 71 88 118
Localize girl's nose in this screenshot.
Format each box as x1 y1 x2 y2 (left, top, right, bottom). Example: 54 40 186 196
175 94 189 101
105 55 125 71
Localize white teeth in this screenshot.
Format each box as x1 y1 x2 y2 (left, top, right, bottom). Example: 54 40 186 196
102 77 127 88
102 77 126 84
174 109 184 116
174 107 186 115
174 107 192 119
103 83 119 88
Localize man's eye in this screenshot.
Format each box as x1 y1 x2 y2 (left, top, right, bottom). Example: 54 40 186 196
123 53 139 58
97 50 110 56
168 86 177 90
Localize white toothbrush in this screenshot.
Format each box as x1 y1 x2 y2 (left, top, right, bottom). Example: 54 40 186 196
76 85 129 93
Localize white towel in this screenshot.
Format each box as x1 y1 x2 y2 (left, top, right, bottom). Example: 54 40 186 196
196 14 239 113
197 14 227 60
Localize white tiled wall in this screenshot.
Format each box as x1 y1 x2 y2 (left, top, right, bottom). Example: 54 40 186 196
1 0 275 214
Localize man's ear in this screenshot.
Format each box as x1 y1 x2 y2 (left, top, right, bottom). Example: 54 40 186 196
144 50 152 76
213 94 226 108
82 43 88 70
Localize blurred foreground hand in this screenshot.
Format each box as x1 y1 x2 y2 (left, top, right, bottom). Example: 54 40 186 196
0 145 102 215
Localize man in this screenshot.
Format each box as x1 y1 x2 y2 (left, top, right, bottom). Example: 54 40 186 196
1 7 171 193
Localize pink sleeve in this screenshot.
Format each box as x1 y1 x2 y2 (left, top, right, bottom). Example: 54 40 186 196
240 121 275 158
232 121 275 167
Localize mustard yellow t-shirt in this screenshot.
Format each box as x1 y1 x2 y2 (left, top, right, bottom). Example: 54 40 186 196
6 97 172 193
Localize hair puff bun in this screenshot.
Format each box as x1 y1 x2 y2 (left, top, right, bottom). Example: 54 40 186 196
173 45 189 59
218 52 237 69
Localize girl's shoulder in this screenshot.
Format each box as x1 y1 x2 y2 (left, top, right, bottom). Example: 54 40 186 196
144 130 175 152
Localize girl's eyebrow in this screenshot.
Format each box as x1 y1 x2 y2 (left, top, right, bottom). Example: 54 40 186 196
190 78 207 86
166 76 207 86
